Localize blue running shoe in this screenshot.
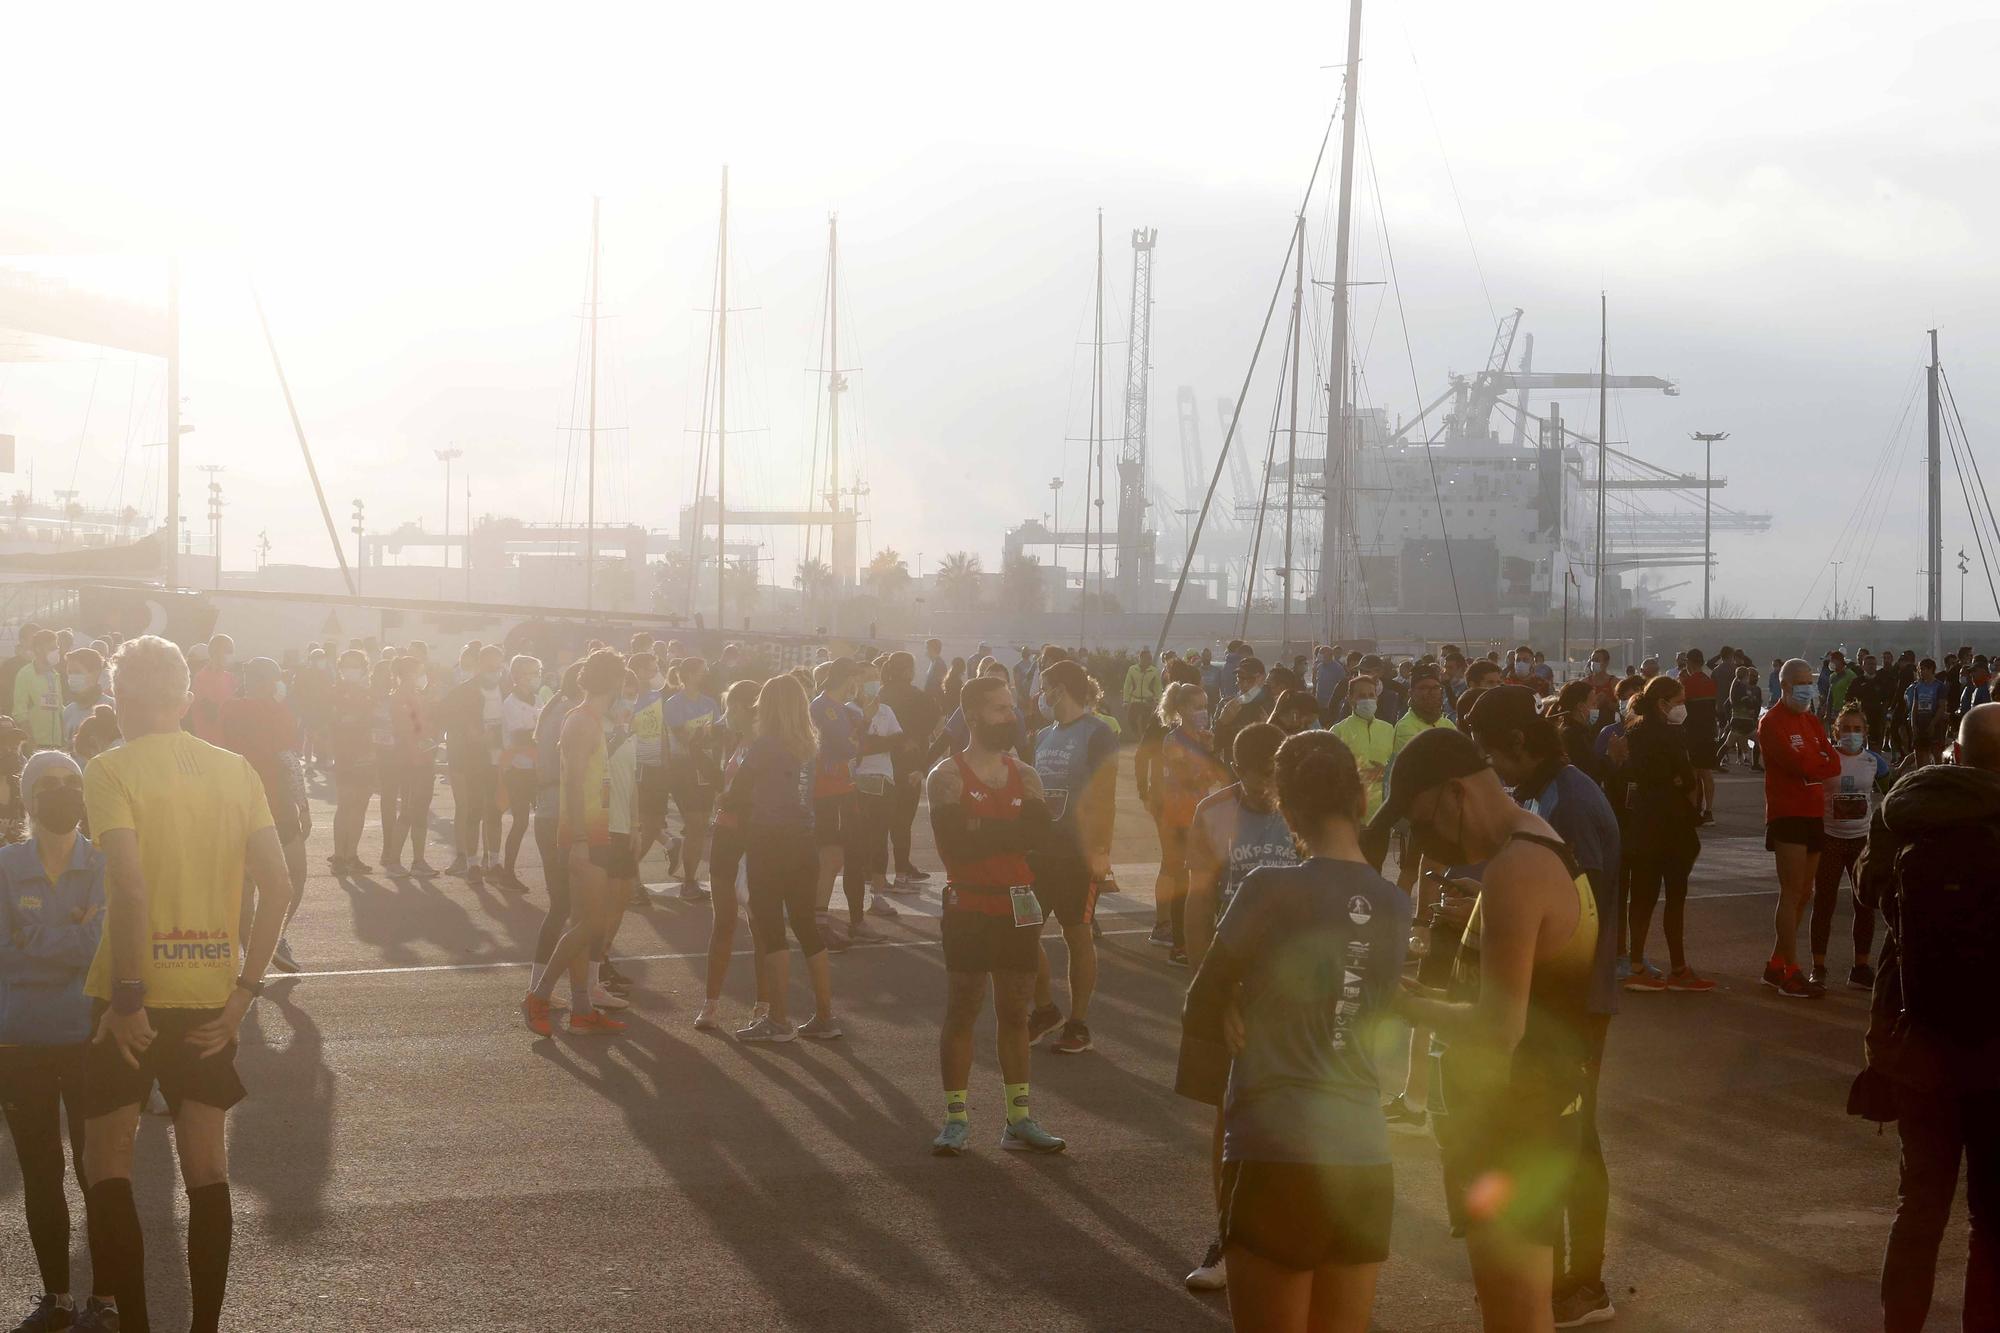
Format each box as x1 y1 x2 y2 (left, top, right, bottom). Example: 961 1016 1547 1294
932 1121 972 1156
1001 1118 1067 1154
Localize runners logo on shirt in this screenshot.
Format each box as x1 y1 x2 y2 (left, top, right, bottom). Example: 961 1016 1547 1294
151 927 231 966
1347 895 1372 925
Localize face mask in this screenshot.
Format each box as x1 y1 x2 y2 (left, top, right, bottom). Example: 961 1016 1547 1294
972 720 1016 751
66 672 89 692
862 681 881 702
272 681 288 704
524 675 543 694
40 652 57 669
342 668 366 684
1788 684 1816 710
1665 703 1688 726
479 671 501 690
1241 684 1262 702
33 787 84 836
415 675 430 693
1838 732 1866 754
1188 709 1211 732
1353 698 1378 720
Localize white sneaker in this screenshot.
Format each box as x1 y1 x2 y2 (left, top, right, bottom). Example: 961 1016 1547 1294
868 894 900 917
694 1003 722 1031
1185 1240 1228 1291
590 984 630 1011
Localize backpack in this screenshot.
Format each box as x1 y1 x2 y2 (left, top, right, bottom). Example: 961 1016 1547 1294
1894 819 2000 1044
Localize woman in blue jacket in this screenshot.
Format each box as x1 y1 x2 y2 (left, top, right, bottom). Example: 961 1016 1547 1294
0 749 111 1331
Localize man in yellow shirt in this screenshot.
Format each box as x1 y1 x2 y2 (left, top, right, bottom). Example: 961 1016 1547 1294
12 626 64 749
75 635 293 1333
1329 674 1395 818
1390 664 1459 892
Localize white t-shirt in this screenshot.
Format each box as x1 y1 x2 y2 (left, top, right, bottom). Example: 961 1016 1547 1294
608 734 638 837
855 701 901 781
480 686 505 764
500 694 540 769
1822 747 1890 839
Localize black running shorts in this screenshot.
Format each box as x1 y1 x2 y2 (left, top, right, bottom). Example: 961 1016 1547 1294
78 1002 247 1120
1029 852 1099 928
1765 816 1826 853
1434 1094 1580 1247
940 904 1041 975
814 793 855 849
590 835 638 879
1218 1160 1394 1270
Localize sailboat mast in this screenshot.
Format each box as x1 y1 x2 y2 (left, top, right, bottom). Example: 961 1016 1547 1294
1927 328 1943 659
585 196 599 613
1593 291 1607 648
1282 214 1303 657
828 214 841 586
1321 0 1362 645
716 166 731 632
1082 210 1103 649
165 260 181 584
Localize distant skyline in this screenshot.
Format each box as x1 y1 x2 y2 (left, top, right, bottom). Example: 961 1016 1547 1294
3 0 1998 621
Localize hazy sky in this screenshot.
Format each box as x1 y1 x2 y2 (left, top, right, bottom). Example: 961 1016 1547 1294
3 0 1998 620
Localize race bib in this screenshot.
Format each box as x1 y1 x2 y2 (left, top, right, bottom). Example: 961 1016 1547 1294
1043 786 1070 822
1009 886 1045 929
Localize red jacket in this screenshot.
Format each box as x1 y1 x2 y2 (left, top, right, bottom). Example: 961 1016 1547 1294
1757 704 1841 820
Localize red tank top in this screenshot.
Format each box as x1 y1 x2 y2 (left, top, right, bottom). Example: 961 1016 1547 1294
944 751 1031 916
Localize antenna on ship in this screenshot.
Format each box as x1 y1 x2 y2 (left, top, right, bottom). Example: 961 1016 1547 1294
1321 0 1362 645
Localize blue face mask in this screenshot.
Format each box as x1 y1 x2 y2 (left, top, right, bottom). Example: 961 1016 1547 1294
1789 683 1816 710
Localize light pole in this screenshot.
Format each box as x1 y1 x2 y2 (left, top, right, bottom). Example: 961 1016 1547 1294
1960 549 1970 630
1831 560 1843 624
351 499 366 586
199 464 224 591
1867 584 1875 620
434 446 462 571
1690 432 1728 621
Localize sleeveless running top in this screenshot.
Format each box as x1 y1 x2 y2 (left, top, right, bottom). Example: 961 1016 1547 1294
1447 831 1598 1109
557 706 611 848
943 751 1031 917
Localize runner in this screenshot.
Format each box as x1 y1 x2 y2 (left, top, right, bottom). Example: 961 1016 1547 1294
1619 675 1712 992
1810 702 1890 992
527 663 583 998
1181 729 1408 1332
1180 721 1300 1292
76 635 294 1333
875 651 938 888
325 649 375 876
727 673 838 1043
0 751 113 1332
521 648 629 1037
1026 659 1118 1055
693 679 770 1031
1726 664 1764 770
60 649 107 749
1759 658 1842 999
496 655 543 891
439 644 505 885
13 629 63 751
928 674 1064 1156
847 659 903 921
808 659 866 948
1904 658 1948 766
218 659 311 975
1157 679 1226 965
1376 726 1601 1333
1122 648 1163 738
1677 648 1722 823
1328 674 1394 820
658 657 721 902
381 656 439 876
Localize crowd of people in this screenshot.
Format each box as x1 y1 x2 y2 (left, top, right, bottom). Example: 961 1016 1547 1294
0 618 1992 1331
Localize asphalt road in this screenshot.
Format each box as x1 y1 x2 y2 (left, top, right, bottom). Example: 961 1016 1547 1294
0 762 1971 1331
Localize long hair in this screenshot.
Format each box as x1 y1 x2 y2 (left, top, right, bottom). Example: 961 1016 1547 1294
755 672 817 764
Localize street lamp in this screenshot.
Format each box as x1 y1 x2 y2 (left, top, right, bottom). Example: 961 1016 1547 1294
434 446 463 571
351 499 366 584
199 464 224 591
1867 584 1875 620
1690 432 1728 620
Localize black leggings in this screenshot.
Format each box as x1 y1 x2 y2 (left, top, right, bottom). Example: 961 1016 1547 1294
532 812 572 966
0 1044 98 1296
1812 834 1878 960
1628 831 1697 972
385 761 436 861
502 769 537 871
856 786 894 882
890 773 919 873
1560 1017 1612 1291
748 826 823 957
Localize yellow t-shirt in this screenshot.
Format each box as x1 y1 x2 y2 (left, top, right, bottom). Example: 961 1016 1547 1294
83 731 276 1008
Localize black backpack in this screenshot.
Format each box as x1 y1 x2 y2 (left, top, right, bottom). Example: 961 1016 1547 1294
1894 819 2000 1045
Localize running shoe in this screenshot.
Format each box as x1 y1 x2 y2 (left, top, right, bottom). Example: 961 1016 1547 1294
1809 963 1829 989
10 1293 74 1331
467 864 485 888
1622 969 1667 992
818 914 852 952
932 1120 972 1156
1000 1118 1067 1154
379 854 406 874
73 1298 118 1332
1168 947 1189 967
1761 960 1789 990
270 937 300 974
1027 1003 1064 1043
1148 922 1174 948
1097 874 1121 895
1849 962 1876 990
867 894 900 917
736 1015 798 1043
1382 1094 1429 1136
444 856 469 877
847 920 884 944
589 985 630 1011
895 866 932 886
1614 956 1632 983
630 884 655 909
1185 1239 1228 1292
410 858 438 878
1777 968 1825 1000
568 1009 627 1034
693 1003 722 1031
667 837 684 877
797 1013 843 1040
1665 967 1715 993
1553 1281 1616 1327
887 875 926 895
1051 1020 1093 1055
679 880 711 903
521 993 555 1037
599 960 632 989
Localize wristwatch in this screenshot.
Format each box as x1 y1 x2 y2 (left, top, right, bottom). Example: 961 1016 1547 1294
235 975 265 999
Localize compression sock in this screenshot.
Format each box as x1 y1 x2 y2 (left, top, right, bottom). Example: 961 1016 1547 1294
1005 1082 1032 1125
944 1091 969 1124
186 1182 232 1333
86 1178 147 1333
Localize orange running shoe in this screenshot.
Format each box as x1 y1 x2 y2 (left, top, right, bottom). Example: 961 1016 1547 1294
521 993 555 1036
569 1009 628 1034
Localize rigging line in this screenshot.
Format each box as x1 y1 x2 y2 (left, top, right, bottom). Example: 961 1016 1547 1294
1239 333 1293 640
66 356 104 497
1940 368 2000 581
1942 402 2000 616
686 260 722 620
110 360 142 516
1788 364 1923 618
1395 18 1495 323
1363 109 1467 645
1155 105 1340 657
802 252 831 567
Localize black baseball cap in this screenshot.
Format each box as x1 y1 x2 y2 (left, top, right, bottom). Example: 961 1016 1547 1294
1360 726 1490 868
1463 683 1541 737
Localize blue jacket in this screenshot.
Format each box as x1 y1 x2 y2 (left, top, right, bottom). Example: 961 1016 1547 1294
0 836 106 1046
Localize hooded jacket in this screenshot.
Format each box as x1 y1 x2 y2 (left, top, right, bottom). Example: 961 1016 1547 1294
1857 764 2000 1091
0 836 106 1046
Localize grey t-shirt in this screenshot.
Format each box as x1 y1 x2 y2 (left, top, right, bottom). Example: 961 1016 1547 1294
1186 857 1413 1164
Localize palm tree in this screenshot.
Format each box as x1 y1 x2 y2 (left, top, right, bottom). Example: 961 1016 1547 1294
866 548 911 601
795 558 835 609
1002 552 1044 613
726 557 761 611
937 551 983 612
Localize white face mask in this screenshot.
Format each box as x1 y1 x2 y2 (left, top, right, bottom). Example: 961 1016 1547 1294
272 681 288 704
342 668 366 684
1665 703 1688 726
1353 698 1378 720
